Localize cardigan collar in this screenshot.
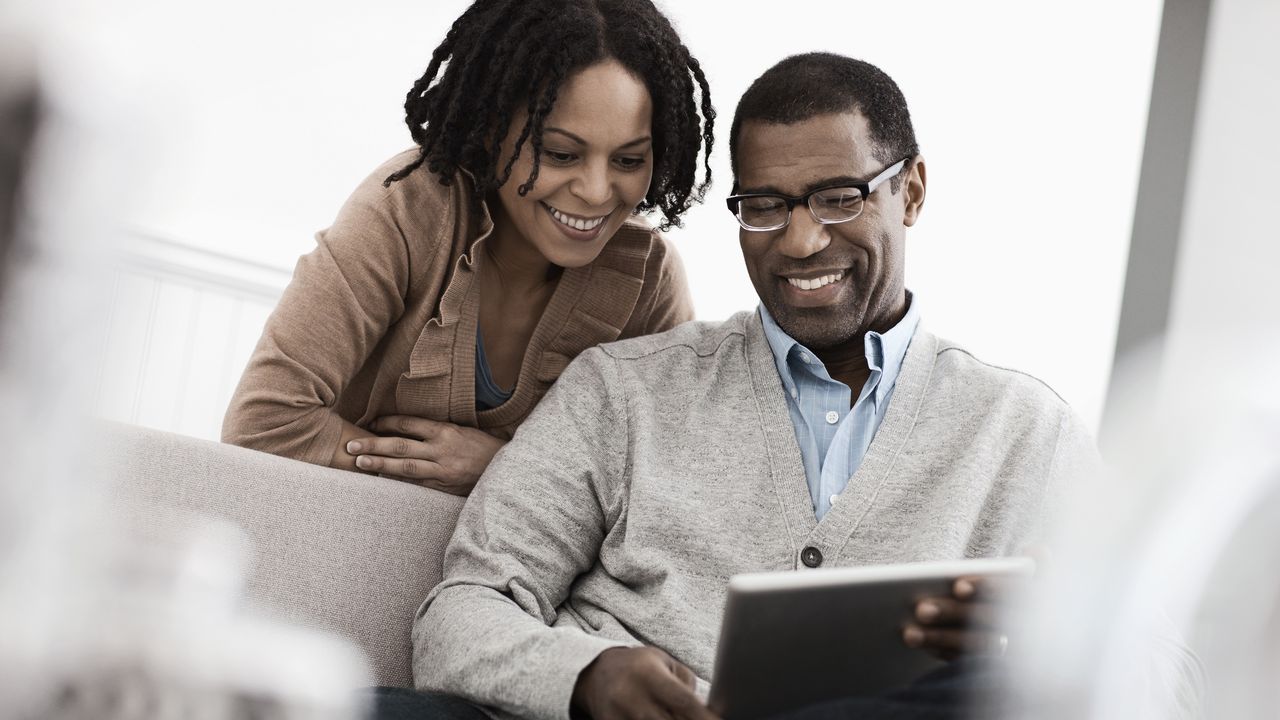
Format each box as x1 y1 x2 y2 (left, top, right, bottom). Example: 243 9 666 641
398 174 654 432
744 309 937 560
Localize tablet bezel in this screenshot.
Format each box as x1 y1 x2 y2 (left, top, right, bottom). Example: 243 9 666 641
707 556 1035 719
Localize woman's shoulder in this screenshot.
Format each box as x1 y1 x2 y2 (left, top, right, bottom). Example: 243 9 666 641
344 148 470 218
601 217 693 334
326 149 481 256
609 217 677 269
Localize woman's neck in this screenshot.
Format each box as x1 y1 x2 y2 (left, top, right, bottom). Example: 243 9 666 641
485 195 557 295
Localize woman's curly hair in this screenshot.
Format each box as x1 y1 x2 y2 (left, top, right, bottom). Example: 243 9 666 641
383 0 714 231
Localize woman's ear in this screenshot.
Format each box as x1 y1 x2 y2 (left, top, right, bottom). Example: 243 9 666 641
902 155 926 227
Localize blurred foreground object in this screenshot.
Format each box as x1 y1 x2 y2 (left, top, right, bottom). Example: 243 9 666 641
0 512 371 720
0 37 36 277
0 30 371 720
1006 342 1280 718
1005 0 1280 713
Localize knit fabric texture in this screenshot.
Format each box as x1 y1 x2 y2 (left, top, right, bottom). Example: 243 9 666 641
413 311 1099 719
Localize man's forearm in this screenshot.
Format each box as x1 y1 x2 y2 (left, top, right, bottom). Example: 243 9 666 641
414 584 627 720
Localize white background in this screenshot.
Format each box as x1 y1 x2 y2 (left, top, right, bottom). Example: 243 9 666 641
15 0 1163 432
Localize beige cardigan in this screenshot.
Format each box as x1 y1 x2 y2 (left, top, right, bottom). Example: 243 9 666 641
223 150 694 466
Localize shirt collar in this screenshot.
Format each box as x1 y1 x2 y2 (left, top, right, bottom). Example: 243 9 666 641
758 303 805 397
758 291 920 400
867 291 920 404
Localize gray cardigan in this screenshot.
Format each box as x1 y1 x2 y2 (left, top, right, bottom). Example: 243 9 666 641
413 311 1097 719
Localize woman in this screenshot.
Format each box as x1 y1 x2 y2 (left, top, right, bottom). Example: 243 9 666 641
222 0 714 496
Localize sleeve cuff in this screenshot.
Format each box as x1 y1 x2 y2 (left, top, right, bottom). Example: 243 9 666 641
302 412 346 467
536 631 633 720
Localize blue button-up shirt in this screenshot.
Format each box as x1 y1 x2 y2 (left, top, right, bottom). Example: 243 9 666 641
760 294 920 520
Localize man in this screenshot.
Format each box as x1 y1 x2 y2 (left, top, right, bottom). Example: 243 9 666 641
394 53 1097 719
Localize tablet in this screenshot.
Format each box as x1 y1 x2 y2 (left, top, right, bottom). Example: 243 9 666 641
706 556 1035 719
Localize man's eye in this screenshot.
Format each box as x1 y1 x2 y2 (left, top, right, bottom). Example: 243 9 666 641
816 190 860 209
743 197 786 213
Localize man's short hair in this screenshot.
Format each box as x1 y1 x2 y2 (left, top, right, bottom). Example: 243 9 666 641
730 52 920 191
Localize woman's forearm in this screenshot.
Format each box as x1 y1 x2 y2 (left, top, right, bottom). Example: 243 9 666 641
329 418 374 473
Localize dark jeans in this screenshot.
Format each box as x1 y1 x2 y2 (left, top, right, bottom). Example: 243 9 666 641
361 686 490 720
773 658 1007 719
361 659 1006 719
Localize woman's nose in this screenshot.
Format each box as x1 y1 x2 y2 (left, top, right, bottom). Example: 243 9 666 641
570 160 613 208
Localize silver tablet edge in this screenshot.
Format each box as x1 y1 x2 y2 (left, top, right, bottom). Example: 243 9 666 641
726 556 1036 594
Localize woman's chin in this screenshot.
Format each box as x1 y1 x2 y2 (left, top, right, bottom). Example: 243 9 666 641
545 245 605 269
539 220 627 268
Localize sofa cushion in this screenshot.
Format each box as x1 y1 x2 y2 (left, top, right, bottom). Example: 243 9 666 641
94 423 464 688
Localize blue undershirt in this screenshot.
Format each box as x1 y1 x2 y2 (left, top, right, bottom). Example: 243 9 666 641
475 327 513 410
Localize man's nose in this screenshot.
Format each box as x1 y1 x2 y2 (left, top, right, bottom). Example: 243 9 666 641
570 160 613 208
774 206 830 259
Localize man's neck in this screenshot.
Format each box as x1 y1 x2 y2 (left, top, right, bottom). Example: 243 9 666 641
814 340 872 398
812 294 909 395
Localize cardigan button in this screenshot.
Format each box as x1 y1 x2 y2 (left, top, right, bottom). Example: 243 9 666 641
801 546 823 568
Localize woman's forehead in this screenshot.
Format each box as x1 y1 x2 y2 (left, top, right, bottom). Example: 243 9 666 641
542 60 653 144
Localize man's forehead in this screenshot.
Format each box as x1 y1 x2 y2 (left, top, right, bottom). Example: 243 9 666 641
736 112 878 190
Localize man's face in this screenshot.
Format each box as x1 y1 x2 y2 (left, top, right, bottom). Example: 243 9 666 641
735 112 925 349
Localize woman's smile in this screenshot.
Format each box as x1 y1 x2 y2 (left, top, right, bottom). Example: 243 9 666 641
542 201 613 241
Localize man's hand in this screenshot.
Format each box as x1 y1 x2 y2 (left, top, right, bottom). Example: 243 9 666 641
344 415 506 496
902 575 1014 661
572 647 719 720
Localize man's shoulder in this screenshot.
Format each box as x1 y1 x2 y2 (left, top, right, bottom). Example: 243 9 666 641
924 334 1073 417
596 311 754 362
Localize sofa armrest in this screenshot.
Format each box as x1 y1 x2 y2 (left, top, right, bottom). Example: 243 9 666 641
93 422 464 688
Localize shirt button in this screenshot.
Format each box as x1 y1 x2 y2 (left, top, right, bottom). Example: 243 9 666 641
790 389 798 399
801 546 823 568
825 410 839 424
799 352 811 363
829 494 840 505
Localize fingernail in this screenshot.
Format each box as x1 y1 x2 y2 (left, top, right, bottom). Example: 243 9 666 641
903 626 924 647
347 441 362 454
955 579 975 597
356 455 371 469
916 602 940 622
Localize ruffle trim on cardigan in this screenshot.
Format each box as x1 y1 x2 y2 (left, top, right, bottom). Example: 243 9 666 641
396 216 654 434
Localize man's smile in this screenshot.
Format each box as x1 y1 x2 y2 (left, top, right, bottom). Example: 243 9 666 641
777 269 852 307
784 271 844 291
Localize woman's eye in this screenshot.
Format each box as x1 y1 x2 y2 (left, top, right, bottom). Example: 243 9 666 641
544 151 577 164
614 156 647 170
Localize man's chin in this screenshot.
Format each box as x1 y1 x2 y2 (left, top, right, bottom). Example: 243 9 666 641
790 330 856 351
769 305 860 350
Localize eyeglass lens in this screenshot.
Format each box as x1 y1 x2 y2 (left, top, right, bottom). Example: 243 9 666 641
738 188 864 229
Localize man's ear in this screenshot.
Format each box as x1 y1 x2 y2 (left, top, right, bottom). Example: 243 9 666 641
902 156 926 227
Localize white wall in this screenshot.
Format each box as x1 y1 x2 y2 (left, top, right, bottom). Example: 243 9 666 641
29 0 1162 433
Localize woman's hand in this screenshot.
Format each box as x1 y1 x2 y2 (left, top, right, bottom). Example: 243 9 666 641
345 415 506 496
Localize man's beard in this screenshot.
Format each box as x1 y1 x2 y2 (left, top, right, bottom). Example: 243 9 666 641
767 298 866 350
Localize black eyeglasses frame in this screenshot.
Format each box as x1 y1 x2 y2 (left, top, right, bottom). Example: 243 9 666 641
725 157 910 232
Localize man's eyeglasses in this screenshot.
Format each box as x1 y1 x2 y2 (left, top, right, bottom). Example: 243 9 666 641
725 158 909 232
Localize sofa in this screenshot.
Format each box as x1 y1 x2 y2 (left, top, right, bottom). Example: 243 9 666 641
95 422 464 688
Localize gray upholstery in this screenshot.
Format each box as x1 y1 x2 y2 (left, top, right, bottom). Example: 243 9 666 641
94 423 464 688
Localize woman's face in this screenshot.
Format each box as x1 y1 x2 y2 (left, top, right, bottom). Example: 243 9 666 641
493 59 654 268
